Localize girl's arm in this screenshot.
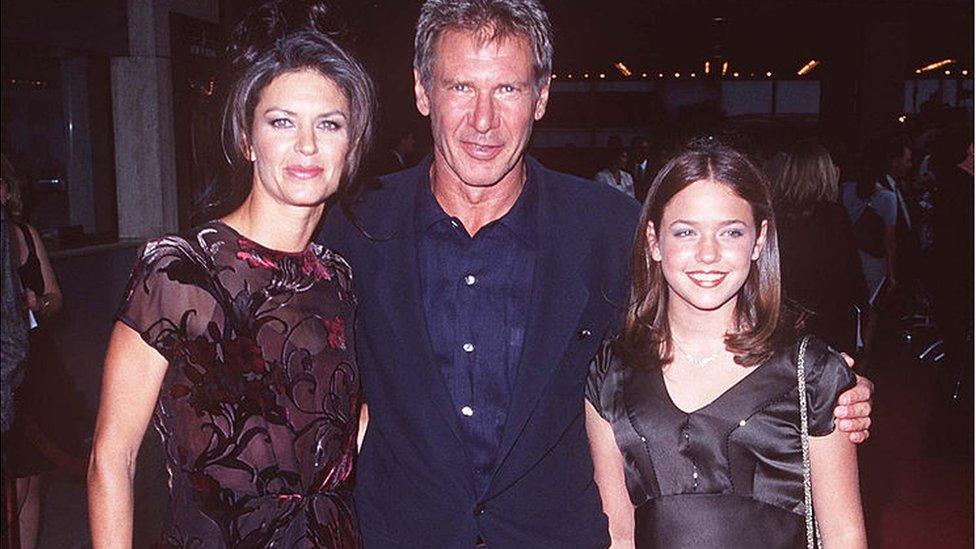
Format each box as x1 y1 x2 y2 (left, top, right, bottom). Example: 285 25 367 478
809 428 867 548
88 322 168 549
585 400 635 548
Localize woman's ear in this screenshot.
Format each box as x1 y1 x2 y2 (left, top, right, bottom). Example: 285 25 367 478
752 219 769 260
646 221 663 262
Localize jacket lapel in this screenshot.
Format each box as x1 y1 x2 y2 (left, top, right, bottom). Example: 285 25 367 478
489 160 590 486
366 166 468 451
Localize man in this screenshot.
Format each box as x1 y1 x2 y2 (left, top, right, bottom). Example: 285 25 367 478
627 136 653 201
377 129 417 175
321 1 872 546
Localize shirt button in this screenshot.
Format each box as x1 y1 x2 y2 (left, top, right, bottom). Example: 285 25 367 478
461 406 474 417
739 419 747 427
462 342 475 353
473 502 486 516
464 274 476 286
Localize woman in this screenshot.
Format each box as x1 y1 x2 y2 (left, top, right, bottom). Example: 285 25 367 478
771 141 867 354
1 154 69 549
586 141 866 548
87 3 375 546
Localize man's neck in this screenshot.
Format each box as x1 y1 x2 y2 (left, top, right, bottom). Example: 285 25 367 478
429 160 526 236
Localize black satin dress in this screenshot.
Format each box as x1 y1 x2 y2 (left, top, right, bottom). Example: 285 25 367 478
586 337 855 549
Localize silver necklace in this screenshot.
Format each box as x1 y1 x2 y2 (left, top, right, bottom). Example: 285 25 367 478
672 339 723 367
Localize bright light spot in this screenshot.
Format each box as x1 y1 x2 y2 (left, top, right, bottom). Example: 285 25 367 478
898 115 907 123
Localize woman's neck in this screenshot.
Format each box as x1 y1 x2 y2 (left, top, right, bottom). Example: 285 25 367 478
221 194 324 253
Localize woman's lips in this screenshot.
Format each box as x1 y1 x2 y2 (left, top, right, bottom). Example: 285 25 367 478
461 140 503 160
686 271 728 288
285 165 324 179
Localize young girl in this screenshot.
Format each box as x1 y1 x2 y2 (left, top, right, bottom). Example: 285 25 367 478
585 141 867 548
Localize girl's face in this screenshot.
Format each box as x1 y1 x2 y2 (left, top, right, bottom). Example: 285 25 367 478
647 179 767 319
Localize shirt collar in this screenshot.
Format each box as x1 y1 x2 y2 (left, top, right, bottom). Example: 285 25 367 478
415 159 539 248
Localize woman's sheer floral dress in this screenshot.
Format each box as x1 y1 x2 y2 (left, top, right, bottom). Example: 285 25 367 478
118 220 361 548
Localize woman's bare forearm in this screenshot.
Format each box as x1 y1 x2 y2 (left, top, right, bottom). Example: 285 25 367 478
88 448 136 548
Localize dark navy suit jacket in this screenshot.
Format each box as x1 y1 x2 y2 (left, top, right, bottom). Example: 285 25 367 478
319 156 640 548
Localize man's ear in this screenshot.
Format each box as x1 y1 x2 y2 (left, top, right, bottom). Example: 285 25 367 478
533 77 551 121
646 221 662 262
414 68 431 117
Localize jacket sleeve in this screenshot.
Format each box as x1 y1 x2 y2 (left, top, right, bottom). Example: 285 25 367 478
0 212 28 432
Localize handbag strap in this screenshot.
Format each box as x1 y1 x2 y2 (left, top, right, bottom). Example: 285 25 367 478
795 335 821 549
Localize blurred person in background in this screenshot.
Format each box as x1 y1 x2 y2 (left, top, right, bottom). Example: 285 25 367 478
628 136 653 201
929 127 973 454
1 156 29 549
1 153 69 549
595 146 636 198
772 141 867 355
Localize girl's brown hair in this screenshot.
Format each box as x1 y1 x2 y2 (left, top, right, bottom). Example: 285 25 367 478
616 139 783 369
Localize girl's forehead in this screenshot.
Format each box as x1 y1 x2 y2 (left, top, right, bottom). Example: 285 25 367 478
662 180 754 221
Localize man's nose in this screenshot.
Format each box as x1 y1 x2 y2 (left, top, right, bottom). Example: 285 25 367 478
470 92 497 133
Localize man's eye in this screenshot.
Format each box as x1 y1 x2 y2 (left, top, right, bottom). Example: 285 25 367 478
499 85 516 94
452 84 469 92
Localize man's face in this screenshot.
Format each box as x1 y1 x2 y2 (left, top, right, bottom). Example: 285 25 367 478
891 146 911 179
414 28 550 189
633 140 650 162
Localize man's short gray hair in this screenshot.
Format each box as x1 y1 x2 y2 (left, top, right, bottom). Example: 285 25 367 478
414 0 553 92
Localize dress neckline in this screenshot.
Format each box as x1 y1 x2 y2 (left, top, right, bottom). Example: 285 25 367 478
213 219 312 257
655 355 773 416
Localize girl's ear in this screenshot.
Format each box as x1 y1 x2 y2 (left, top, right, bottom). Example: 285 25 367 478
646 221 663 262
752 219 768 260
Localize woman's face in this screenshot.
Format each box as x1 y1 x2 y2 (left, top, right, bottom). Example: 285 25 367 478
647 179 767 319
247 69 351 210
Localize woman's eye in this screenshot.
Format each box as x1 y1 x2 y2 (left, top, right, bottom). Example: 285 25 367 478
672 229 694 237
318 120 342 131
270 118 293 129
723 228 745 237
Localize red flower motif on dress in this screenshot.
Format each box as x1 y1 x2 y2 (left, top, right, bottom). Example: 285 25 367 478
224 336 266 374
301 252 333 282
322 316 346 350
236 238 280 272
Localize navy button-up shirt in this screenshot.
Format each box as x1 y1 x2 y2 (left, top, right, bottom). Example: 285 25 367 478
417 176 537 495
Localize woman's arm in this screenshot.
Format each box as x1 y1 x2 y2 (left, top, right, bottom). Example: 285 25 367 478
88 322 168 549
809 428 867 548
585 400 635 548
26 224 63 318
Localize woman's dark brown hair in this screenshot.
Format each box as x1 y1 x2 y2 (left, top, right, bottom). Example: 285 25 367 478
616 139 782 369
198 1 376 220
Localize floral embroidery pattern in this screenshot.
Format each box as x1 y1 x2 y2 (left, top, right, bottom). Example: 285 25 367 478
119 222 360 548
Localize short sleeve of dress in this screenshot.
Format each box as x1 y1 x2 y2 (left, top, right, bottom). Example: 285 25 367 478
586 338 618 421
116 236 208 359
803 338 858 437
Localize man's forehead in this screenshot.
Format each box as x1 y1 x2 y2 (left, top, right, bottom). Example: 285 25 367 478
434 27 534 72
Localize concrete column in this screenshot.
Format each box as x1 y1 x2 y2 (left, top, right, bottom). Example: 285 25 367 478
111 55 178 238
110 0 218 239
111 0 178 239
61 57 97 233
